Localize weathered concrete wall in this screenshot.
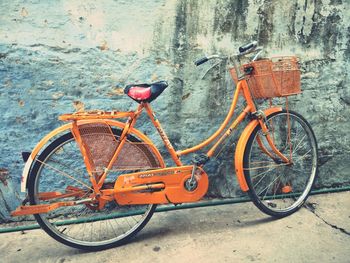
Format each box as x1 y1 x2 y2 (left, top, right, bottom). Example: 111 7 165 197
0 0 349 222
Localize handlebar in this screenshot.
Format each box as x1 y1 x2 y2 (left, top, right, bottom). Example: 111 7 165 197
194 57 209 66
194 41 262 67
238 41 257 53
194 55 224 66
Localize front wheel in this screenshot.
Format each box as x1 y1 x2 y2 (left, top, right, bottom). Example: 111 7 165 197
243 110 318 218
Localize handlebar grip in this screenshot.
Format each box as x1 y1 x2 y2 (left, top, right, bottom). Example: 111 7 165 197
239 41 257 53
194 57 209 66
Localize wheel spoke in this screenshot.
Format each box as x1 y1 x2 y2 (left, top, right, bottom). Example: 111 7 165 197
34 158 93 191
258 173 283 197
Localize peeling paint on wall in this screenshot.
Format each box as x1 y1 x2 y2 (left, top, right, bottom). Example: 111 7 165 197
0 169 9 186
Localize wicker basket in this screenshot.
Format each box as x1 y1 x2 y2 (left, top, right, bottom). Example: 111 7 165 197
230 56 301 99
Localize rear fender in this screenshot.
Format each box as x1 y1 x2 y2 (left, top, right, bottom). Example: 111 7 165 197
21 120 165 192
234 107 282 192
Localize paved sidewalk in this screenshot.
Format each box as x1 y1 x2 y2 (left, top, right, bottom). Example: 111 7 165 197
0 191 349 263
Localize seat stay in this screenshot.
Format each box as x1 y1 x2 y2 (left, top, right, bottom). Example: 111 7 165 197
68 104 145 193
95 104 144 190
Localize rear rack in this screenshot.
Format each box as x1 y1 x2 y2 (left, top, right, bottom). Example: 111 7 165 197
59 110 134 121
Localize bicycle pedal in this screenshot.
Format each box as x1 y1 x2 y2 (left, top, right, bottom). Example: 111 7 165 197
192 154 209 166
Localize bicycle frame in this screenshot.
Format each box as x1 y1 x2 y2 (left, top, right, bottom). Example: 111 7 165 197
70 78 287 198
12 78 287 216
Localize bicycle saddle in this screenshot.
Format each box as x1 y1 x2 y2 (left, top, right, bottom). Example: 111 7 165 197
124 81 168 103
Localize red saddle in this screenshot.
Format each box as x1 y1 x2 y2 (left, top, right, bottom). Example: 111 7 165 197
124 81 168 103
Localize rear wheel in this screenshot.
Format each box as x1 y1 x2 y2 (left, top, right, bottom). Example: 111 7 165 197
28 126 162 250
243 110 318 218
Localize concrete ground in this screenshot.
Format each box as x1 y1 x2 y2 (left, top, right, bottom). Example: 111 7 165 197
0 191 349 263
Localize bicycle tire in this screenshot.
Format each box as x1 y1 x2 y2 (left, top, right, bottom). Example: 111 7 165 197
243 110 318 218
28 128 160 250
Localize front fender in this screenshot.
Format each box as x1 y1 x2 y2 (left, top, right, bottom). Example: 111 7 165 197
21 120 165 192
234 107 282 192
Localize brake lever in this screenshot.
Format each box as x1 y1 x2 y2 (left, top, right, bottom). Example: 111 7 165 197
201 62 220 79
252 48 263 61
200 57 228 79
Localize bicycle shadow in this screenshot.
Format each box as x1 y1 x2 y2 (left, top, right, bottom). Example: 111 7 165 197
237 216 277 227
132 207 280 243
34 207 280 257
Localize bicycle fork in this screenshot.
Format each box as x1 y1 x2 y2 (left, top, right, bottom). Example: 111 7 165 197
253 110 291 165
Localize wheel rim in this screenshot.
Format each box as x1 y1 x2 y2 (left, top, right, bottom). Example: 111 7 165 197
31 134 155 248
245 112 318 214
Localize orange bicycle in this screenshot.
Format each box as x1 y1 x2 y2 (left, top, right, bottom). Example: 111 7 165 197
12 41 318 250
